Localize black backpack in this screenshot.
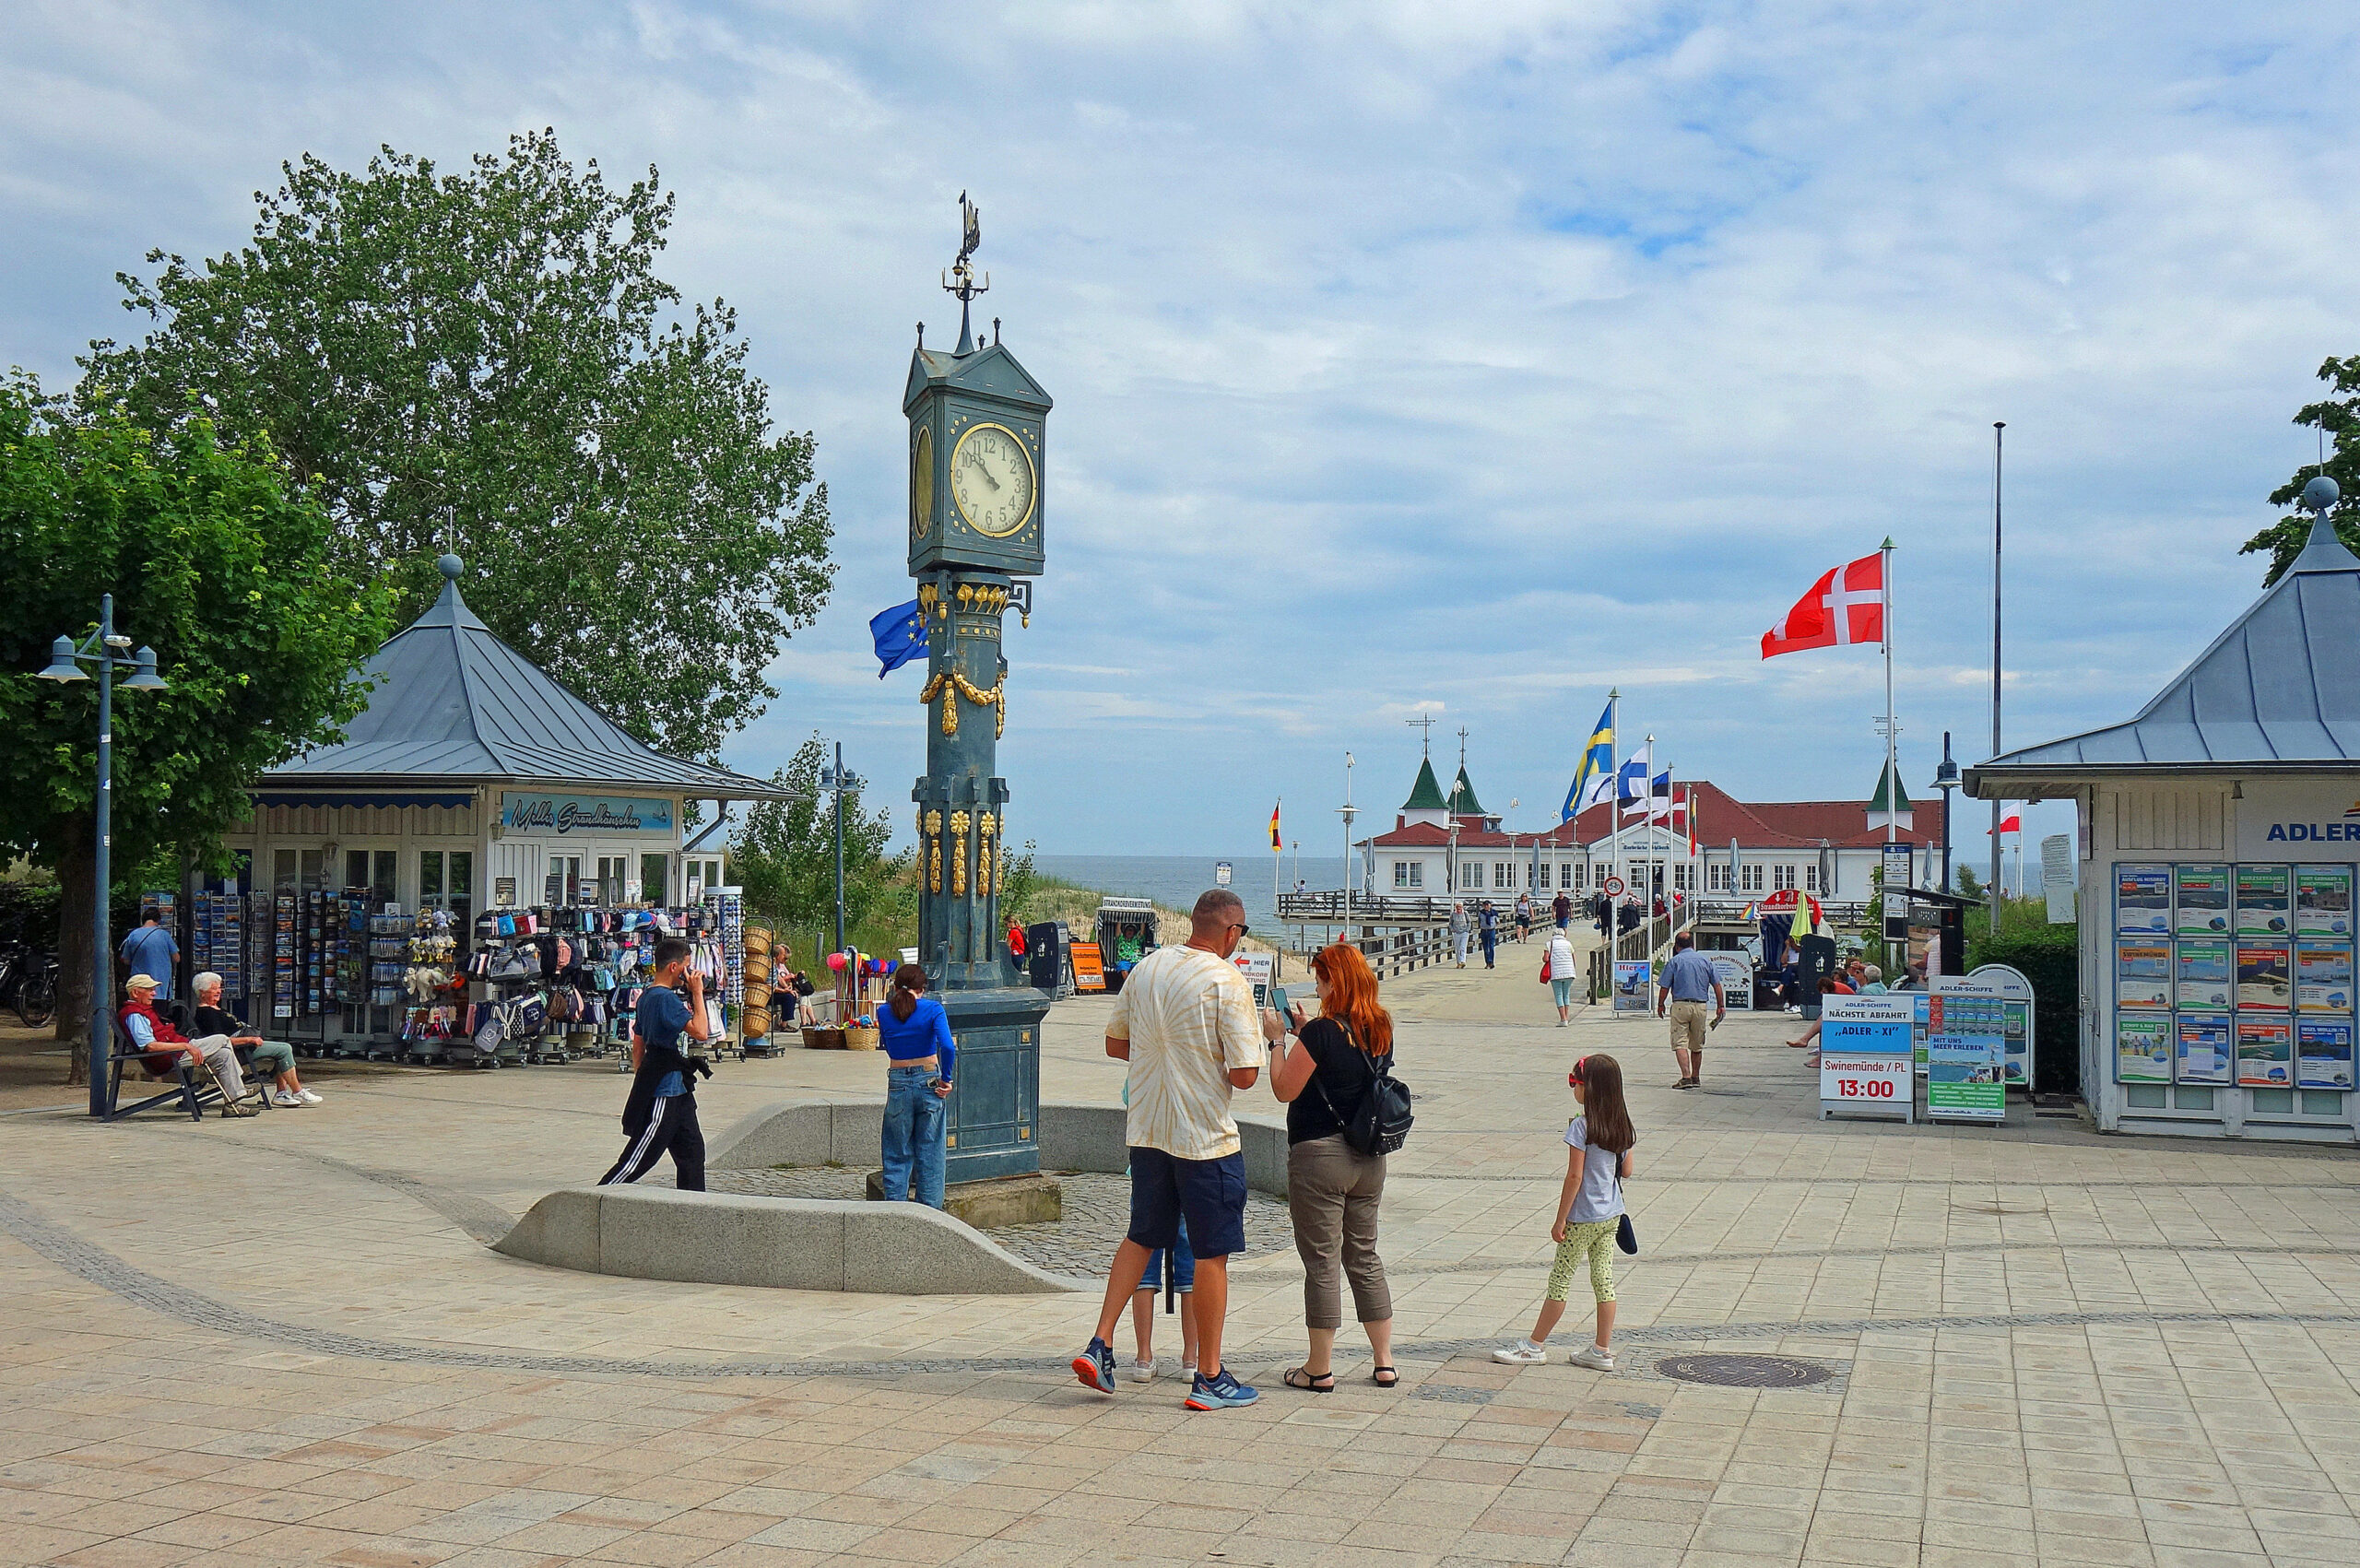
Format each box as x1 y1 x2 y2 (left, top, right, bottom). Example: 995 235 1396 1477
1312 1025 1414 1156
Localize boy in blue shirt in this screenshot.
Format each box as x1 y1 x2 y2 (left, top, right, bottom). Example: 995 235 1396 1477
599 937 714 1190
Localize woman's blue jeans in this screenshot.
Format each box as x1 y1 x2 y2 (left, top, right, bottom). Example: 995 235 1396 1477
881 1065 947 1208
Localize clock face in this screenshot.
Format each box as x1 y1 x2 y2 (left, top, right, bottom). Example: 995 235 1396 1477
909 425 933 542
950 422 1037 538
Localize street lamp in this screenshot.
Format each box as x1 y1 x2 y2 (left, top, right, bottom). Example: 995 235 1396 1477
817 743 862 961
37 595 167 1117
1338 751 1357 937
1930 731 1962 891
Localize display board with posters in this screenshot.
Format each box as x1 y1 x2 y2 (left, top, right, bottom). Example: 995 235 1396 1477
1705 952 1752 1010
1932 970 2035 1088
1069 942 1106 993
1611 960 1650 1012
1820 995 1915 1123
1925 989 2008 1122
2109 860 2355 1092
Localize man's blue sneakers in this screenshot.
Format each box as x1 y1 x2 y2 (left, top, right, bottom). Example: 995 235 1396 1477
1072 1337 1117 1394
1185 1366 1259 1409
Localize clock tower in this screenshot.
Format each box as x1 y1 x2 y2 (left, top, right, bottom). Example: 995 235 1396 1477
904 195 1055 1194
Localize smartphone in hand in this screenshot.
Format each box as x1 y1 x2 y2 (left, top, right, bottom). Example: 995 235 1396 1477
1268 985 1292 1030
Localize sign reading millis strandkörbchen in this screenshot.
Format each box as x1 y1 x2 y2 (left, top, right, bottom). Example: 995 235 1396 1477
905 195 1053 1185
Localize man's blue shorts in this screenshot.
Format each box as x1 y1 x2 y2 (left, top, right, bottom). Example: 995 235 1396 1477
1127 1146 1247 1260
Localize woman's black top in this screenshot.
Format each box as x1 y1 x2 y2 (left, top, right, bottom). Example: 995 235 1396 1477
1286 1017 1390 1147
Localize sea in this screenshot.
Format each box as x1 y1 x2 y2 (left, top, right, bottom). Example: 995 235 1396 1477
1034 854 1349 935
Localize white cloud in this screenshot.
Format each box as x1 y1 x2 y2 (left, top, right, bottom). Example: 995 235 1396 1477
3 0 2354 854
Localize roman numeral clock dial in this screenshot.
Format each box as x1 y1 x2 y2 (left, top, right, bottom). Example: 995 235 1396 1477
950 423 1035 538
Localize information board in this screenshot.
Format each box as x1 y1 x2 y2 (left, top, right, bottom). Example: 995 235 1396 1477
1611 960 1650 1012
2118 1016 2171 1082
1928 1030 2006 1120
1706 952 1752 1009
2116 942 2172 1011
1820 995 1915 1122
1936 968 2036 1088
2296 866 2354 937
2176 939 2232 1010
2295 941 2354 1013
2236 866 2292 937
2174 865 2232 937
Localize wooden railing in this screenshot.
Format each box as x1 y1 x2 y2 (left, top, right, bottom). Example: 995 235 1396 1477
1348 923 1454 980
1277 891 1457 925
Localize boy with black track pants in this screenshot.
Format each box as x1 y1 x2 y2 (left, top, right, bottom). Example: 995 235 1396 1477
599 937 714 1190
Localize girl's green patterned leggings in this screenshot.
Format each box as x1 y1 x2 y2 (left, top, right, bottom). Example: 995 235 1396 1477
1545 1219 1619 1303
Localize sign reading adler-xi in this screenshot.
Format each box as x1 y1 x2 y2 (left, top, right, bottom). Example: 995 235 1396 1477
2239 780 2360 858
501 793 675 837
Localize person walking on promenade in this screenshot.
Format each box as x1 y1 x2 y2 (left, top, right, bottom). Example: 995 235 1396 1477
1656 932 1725 1090
878 962 955 1208
1073 890 1265 1410
1264 943 1398 1392
1552 889 1573 931
1546 925 1579 1025
1514 893 1533 944
598 937 712 1190
1493 1053 1637 1370
1479 901 1500 969
1449 902 1470 968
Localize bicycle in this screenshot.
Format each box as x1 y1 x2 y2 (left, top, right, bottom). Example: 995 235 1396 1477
0 947 58 1029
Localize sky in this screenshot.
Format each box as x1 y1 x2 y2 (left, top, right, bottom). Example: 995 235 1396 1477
6 1 2356 869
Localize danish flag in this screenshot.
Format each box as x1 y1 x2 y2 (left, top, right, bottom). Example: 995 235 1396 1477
1761 551 1885 658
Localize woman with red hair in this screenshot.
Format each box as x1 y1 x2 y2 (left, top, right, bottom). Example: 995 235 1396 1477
1262 943 1398 1391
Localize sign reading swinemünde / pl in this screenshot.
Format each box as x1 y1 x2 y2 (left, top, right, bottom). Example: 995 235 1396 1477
1820 995 1915 1123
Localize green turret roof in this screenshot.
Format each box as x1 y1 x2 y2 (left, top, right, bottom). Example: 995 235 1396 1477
1870 759 1912 811
1446 765 1486 817
1402 756 1448 811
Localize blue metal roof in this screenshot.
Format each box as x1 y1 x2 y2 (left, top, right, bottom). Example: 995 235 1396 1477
1970 515 2360 787
260 560 791 800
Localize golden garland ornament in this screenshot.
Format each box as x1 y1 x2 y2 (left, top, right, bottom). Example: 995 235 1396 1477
949 809 972 897
924 808 944 894
916 668 1006 739
977 812 997 897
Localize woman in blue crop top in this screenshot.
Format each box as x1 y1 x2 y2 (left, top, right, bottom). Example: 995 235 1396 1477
879 961 956 1208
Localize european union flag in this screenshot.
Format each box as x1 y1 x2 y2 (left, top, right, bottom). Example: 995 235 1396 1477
869 599 928 678
1562 698 1616 821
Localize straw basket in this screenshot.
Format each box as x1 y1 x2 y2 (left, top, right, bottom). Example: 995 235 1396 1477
844 1022 881 1050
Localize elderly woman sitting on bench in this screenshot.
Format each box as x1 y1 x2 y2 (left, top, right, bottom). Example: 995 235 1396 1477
119 973 259 1112
192 971 322 1107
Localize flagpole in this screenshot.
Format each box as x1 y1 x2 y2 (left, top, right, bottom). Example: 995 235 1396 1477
1990 422 2005 938
1273 797 1281 915
1607 689 1621 917
1882 536 1896 846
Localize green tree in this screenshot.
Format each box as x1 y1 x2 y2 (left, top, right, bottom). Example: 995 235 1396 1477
1955 864 1983 902
2242 354 2360 581
727 736 909 958
79 130 832 760
0 374 395 1070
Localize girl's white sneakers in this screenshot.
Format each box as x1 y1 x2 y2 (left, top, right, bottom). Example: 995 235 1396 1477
1491 1341 1547 1365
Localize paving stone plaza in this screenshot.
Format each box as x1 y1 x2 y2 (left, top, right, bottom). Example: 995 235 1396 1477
6 950 2360 1568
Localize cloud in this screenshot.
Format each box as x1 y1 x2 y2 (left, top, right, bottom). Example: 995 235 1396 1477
3 1 2353 856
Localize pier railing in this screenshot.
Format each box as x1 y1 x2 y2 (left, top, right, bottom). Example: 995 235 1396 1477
1276 891 1457 925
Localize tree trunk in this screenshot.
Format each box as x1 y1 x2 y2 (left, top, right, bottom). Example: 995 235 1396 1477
53 812 95 1086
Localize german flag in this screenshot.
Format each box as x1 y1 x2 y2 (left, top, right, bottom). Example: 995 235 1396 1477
1269 800 1282 852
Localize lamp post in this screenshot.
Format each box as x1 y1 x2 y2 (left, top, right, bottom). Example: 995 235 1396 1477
818 743 861 961
1931 731 1962 891
1339 751 1357 939
36 595 167 1117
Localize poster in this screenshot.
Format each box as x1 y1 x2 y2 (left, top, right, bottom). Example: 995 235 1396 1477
1820 996 1914 1117
2116 1016 2172 1082
2115 865 2172 935
1706 952 1753 1009
2115 942 2173 1010
2175 938 2233 1010
2297 1020 2355 1090
2295 866 2354 937
2236 1017 2294 1088
2173 864 2232 937
1611 960 1651 1012
2236 943 2292 1010
2236 865 2292 937
1069 941 1105 992
1928 1032 2006 1119
2175 1014 2232 1084
2295 942 2354 1014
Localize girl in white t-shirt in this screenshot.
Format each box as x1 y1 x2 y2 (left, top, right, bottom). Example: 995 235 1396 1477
1493 1053 1636 1370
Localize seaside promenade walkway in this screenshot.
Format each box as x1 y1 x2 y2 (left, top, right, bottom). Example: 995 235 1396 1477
4 936 2359 1567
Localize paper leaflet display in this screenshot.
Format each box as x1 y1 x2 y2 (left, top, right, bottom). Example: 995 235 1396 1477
2117 1016 2171 1083
2236 1017 2293 1088
2175 1014 2231 1084
1926 986 2007 1121
1820 995 1914 1122
2297 1020 2355 1090
2114 865 2170 936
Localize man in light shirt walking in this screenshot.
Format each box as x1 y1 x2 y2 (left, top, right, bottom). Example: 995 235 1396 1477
1655 931 1726 1090
1074 890 1266 1409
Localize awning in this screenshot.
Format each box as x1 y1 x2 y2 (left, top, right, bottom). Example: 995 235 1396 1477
251 791 478 811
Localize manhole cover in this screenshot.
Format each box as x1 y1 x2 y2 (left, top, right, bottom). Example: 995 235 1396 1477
1653 1353 1833 1389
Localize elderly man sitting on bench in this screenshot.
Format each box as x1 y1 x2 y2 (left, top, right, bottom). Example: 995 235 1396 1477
193 971 321 1107
119 973 259 1114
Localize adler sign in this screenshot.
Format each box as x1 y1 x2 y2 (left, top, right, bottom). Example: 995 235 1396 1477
2237 781 2360 860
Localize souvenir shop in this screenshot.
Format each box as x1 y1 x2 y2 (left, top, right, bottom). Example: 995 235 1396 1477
183 556 793 1064
1968 509 2360 1143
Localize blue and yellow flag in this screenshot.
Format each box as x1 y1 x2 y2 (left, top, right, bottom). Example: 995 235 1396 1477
869 599 928 678
1562 698 1615 821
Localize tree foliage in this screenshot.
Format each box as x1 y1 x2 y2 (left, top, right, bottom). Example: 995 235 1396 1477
0 373 395 1052
2242 354 2360 582
79 130 832 760
727 736 909 951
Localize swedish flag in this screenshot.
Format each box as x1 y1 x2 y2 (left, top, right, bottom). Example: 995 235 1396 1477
1562 699 1615 821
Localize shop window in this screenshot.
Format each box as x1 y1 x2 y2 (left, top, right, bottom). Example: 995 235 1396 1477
550 855 582 904
640 854 669 906
687 856 723 900
595 855 631 904
347 849 372 891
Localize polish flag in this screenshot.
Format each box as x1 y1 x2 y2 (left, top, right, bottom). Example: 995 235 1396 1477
1762 551 1885 658
1997 814 2022 835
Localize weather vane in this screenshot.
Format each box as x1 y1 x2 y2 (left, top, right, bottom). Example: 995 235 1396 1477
942 191 989 354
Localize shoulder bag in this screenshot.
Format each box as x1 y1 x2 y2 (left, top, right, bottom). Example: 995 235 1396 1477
1614 1167 1638 1255
1311 1022 1414 1156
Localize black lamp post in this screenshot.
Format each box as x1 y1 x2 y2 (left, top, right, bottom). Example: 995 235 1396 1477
818 743 861 960
1931 731 1962 891
36 594 167 1117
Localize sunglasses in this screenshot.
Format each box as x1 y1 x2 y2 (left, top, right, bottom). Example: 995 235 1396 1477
1569 1056 1587 1088
1228 922 1251 937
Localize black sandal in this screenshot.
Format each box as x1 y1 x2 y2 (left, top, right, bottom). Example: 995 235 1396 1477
1372 1366 1398 1388
1282 1366 1335 1393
